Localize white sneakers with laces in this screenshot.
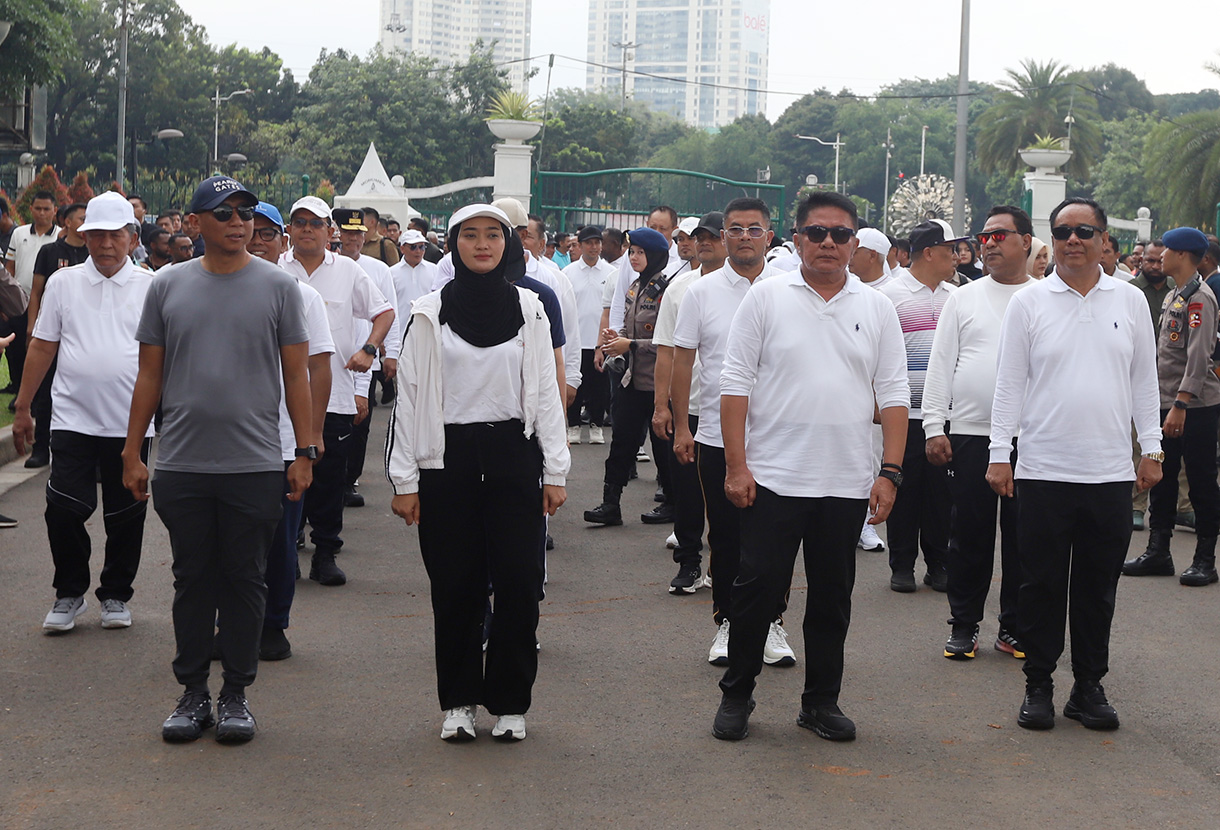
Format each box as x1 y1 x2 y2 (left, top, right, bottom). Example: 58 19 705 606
858 523 885 552
441 705 477 741
588 425 605 444
763 622 796 666
566 425 582 445
708 619 730 665
100 599 133 629
491 714 526 741
43 596 87 632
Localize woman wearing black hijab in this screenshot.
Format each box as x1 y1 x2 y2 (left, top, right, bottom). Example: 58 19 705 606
387 204 570 743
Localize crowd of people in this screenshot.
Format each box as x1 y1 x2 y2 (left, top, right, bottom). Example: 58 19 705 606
2 174 1218 746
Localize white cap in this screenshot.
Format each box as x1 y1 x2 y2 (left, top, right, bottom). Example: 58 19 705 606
856 227 892 257
78 192 137 232
290 196 332 220
489 198 528 228
449 203 513 231
676 216 700 237
400 229 427 246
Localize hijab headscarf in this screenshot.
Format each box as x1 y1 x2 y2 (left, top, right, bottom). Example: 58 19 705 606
439 219 525 347
1027 237 1048 279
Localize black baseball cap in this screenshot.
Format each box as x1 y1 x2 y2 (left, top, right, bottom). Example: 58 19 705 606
577 226 603 242
694 211 725 236
187 176 257 214
909 219 970 253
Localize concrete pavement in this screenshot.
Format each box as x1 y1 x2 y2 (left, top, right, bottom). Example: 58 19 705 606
1 423 1218 829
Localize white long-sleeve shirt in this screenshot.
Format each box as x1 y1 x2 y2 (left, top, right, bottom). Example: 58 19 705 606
989 270 1162 482
720 272 909 499
922 275 1033 439
528 252 582 390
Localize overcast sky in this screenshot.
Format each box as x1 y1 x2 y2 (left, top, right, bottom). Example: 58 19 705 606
179 0 1220 123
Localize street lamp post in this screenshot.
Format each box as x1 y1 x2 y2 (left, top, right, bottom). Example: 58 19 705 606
794 133 845 193
213 86 252 169
920 125 929 177
117 0 129 187
952 0 970 235
132 128 184 189
610 41 638 110
882 128 894 233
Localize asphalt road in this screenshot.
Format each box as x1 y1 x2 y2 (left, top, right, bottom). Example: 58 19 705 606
1 419 1218 829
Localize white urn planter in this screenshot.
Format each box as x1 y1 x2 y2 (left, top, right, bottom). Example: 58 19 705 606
487 119 542 145
1019 148 1073 173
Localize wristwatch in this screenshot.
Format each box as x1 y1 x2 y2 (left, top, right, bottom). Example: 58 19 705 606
1143 451 1165 463
295 445 319 460
1172 400 1188 410
878 463 904 488
361 343 377 356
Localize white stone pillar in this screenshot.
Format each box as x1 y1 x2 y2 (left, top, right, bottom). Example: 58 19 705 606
1136 207 1152 243
1023 171 1067 244
492 143 536 212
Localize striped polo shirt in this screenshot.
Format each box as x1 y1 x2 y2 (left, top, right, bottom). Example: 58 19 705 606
879 268 956 419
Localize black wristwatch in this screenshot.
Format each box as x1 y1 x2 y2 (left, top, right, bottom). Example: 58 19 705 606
295 445 319 460
878 463 904 488
1172 400 1188 410
361 343 377 356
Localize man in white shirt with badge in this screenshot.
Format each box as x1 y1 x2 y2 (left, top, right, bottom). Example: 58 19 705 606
281 197 394 587
563 225 617 444
712 192 909 742
12 193 154 633
391 228 440 311
988 197 1162 732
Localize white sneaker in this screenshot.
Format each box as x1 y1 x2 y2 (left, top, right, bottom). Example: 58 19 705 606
763 621 796 666
702 572 713 590
588 425 605 444
567 425 582 444
441 705 477 741
708 619 730 665
43 596 88 632
491 713 526 741
636 450 651 463
100 598 132 629
665 532 678 549
858 523 885 552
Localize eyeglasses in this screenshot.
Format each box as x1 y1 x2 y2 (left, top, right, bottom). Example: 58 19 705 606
251 227 281 241
1050 224 1105 241
724 225 769 239
977 229 1020 245
208 204 255 222
799 225 855 245
292 217 328 230
406 243 426 251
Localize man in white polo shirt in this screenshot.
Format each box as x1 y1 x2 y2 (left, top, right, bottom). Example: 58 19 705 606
12 193 155 633
923 205 1034 661
988 197 1162 731
712 192 909 742
391 228 439 311
3 190 59 397
281 197 394 587
563 225 616 444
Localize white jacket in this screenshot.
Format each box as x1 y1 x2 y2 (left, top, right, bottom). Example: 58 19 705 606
385 286 570 494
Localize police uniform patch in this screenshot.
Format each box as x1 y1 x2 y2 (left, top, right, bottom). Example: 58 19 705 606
1168 318 1181 331
1170 332 1181 341
1189 302 1203 329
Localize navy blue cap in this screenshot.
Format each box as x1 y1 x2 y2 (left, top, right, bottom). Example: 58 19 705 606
187 176 257 214
254 201 284 231
627 227 669 254
1162 227 1209 257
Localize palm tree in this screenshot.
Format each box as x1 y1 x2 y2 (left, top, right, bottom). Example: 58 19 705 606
1145 59 1220 229
975 59 1101 179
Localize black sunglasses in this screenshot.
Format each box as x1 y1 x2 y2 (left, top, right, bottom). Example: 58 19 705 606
1050 224 1105 241
208 204 255 222
799 225 855 245
977 229 1021 244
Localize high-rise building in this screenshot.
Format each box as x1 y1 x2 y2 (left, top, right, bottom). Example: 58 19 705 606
379 0 532 92
586 0 769 129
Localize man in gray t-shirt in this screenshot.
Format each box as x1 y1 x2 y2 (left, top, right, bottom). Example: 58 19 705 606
122 177 314 746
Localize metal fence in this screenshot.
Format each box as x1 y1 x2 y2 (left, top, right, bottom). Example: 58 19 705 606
533 168 787 233
411 185 495 233
119 173 317 216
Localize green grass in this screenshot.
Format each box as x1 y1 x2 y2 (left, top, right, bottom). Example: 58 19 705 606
0 356 13 428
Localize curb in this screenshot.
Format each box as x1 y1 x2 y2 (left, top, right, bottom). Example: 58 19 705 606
0 425 17 467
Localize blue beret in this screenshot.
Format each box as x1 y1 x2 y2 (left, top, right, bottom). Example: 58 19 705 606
1162 227 1209 257
627 227 670 254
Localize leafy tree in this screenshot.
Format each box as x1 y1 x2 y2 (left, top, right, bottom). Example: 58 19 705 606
647 130 711 173
768 90 849 197
540 102 641 172
0 0 78 90
1154 89 1220 118
14 166 70 223
975 59 1102 179
1091 114 1156 221
1145 64 1220 229
67 171 95 204
1077 64 1155 120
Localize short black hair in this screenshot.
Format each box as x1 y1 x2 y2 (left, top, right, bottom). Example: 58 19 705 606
386 219 399 230
32 190 55 203
0 197 8 215
528 214 546 235
63 202 87 221
603 228 625 247
1204 238 1220 264
361 206 380 222
1149 237 1165 248
128 194 148 211
985 205 1033 237
1102 235 1121 255
1049 197 1106 229
143 226 170 245
169 232 191 244
163 209 182 219
554 231 569 242
723 197 771 224
794 191 858 230
409 216 430 233
895 238 911 253
649 205 679 227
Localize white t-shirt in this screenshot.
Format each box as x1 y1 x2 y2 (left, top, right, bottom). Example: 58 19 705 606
31 258 155 438
720 272 909 499
653 267 709 417
921 275 1033 439
527 252 582 390
989 270 1162 483
390 258 439 313
672 261 775 446
280 249 392 415
564 256 617 349
5 224 59 292
441 325 525 423
279 281 335 460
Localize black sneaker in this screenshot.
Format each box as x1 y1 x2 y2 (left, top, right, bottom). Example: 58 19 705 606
641 503 675 524
994 628 1026 659
295 527 306 550
669 563 702 595
923 567 948 592
1063 681 1119 730
162 691 215 742
23 451 49 469
343 486 365 508
890 571 916 593
1018 683 1055 730
712 695 756 741
797 703 857 741
0 513 17 529
944 623 979 659
545 534 555 551
310 549 347 586
215 694 257 743
260 624 292 661
583 502 623 525
653 487 666 503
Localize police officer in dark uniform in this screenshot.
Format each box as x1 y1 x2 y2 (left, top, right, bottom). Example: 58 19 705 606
584 228 674 525
1123 227 1220 585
